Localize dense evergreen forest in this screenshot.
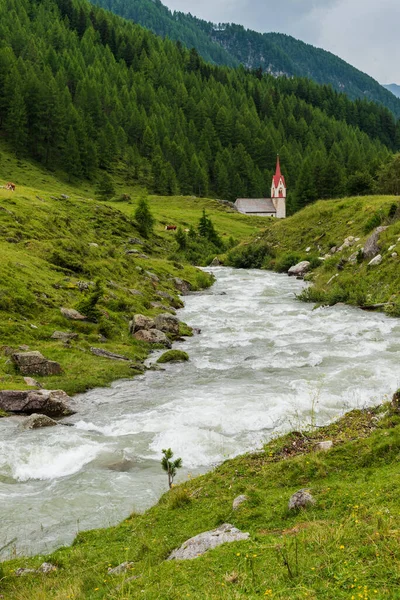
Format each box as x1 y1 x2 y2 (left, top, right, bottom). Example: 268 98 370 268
0 0 399 211
91 0 400 118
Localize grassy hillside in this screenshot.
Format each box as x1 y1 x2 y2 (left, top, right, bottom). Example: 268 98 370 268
2 398 400 598
0 150 265 395
227 195 400 315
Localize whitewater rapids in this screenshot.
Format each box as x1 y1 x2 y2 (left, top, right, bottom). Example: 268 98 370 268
1 268 399 556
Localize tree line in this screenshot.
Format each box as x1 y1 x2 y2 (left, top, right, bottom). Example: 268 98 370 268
0 0 397 213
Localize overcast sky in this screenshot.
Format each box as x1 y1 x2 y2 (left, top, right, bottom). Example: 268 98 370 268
163 0 399 84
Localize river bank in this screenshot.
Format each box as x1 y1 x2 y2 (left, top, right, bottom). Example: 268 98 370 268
1 267 399 563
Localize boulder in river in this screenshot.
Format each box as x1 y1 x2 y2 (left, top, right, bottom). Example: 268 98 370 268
288 261 310 278
133 329 172 348
167 524 250 560
154 313 180 335
12 351 62 376
157 350 189 364
0 390 75 417
20 413 58 430
129 314 155 334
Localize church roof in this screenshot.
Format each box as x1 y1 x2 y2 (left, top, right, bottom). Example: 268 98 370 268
235 198 276 214
272 155 286 188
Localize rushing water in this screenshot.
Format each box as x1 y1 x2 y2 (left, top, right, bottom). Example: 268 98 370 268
1 267 400 557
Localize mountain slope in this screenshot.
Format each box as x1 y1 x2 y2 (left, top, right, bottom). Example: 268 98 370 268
0 0 397 213
384 84 400 99
91 0 400 118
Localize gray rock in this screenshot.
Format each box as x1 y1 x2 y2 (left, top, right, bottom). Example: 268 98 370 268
129 314 155 334
23 377 42 388
171 277 192 295
19 345 30 351
15 568 36 577
363 226 388 259
37 562 57 574
392 252 398 258
108 562 134 575
128 237 144 245
154 313 180 335
133 329 172 348
12 352 62 376
288 261 311 277
232 495 248 510
129 289 143 296
51 331 79 342
0 390 75 417
20 413 58 430
168 524 250 561
338 236 355 252
209 257 221 267
315 440 333 452
90 347 130 361
288 489 316 510
61 307 87 321
368 254 382 266
145 271 160 282
88 243 99 248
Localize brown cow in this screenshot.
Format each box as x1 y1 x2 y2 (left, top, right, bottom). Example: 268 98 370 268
5 182 15 192
165 225 177 231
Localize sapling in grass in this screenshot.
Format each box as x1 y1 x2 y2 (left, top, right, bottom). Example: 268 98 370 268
161 448 182 489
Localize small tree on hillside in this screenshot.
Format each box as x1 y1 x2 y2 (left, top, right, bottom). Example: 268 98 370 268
176 226 187 250
134 192 155 238
96 173 115 200
161 448 182 489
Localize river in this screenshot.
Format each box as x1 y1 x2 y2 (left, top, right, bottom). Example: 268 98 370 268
1 267 399 557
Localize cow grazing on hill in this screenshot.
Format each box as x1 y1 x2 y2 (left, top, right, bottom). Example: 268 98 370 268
5 182 15 191
165 225 177 231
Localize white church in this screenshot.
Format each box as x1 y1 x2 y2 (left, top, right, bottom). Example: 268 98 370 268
235 156 286 218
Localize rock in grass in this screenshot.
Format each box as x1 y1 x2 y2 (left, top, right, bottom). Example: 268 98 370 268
288 261 310 278
12 351 62 376
232 495 248 510
133 329 172 348
51 331 78 342
108 562 134 575
129 314 155 334
288 489 316 510
315 440 333 452
368 254 382 266
0 390 75 417
154 313 180 335
157 350 189 364
167 524 250 561
363 226 388 259
60 307 87 321
20 413 58 430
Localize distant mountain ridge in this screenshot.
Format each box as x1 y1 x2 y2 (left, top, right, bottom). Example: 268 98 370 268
91 0 400 118
384 84 400 99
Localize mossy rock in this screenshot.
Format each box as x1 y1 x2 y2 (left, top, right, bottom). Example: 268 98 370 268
157 350 189 364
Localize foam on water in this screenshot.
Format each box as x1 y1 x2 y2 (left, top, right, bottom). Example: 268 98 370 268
1 267 399 556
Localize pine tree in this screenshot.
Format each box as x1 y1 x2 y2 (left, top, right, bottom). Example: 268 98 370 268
134 192 155 238
96 172 116 200
64 126 82 181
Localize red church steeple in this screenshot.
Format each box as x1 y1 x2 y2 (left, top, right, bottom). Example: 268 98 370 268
272 155 286 189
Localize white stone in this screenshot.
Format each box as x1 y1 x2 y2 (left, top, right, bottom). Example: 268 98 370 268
368 254 382 266
392 253 398 258
288 261 310 277
305 247 311 253
388 245 396 252
315 440 333 452
167 524 250 560
232 495 248 510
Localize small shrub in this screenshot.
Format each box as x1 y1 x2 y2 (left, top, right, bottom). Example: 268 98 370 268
274 252 302 273
227 242 274 269
76 280 103 322
364 211 383 234
168 488 191 509
134 193 155 239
